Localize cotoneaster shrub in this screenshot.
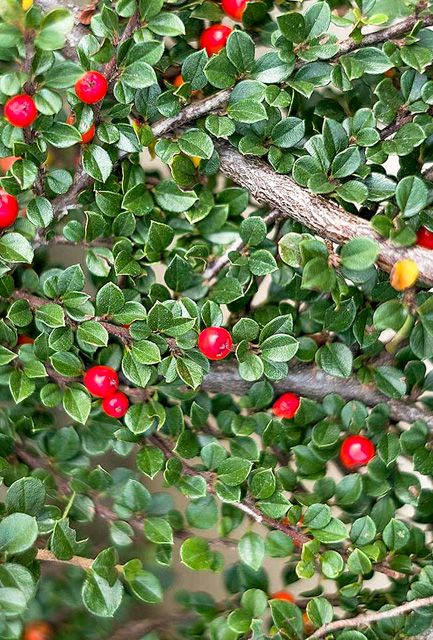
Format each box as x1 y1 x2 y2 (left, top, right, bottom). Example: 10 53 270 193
1 0 433 639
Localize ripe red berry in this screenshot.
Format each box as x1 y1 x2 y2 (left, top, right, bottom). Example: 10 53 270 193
17 334 34 345
417 226 433 250
0 189 19 229
198 327 233 360
4 94 38 128
83 365 119 398
272 393 300 419
66 114 95 144
102 392 129 418
75 71 108 104
0 156 19 172
222 0 247 20
271 591 295 602
199 25 233 55
340 435 375 469
23 621 53 640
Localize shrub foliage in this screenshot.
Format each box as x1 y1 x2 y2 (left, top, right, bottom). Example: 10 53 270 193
1 0 433 638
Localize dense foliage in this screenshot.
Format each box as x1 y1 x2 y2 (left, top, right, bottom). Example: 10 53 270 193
1 0 433 638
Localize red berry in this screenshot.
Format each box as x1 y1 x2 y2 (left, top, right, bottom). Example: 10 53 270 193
4 94 38 128
75 71 108 104
199 25 233 55
17 335 34 345
271 591 295 602
222 0 247 20
83 365 119 398
417 226 433 250
0 156 19 172
102 392 129 418
0 189 19 229
66 114 95 144
23 621 53 640
198 327 233 360
172 74 185 87
272 393 300 419
340 435 375 469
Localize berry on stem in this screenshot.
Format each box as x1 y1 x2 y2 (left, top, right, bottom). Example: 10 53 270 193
199 25 233 55
271 591 295 602
75 71 108 104
66 114 95 144
84 365 119 398
4 94 37 128
23 621 53 640
272 393 300 419
198 327 233 360
417 226 433 250
222 0 247 21
340 435 375 469
102 392 129 418
0 189 19 229
17 335 34 345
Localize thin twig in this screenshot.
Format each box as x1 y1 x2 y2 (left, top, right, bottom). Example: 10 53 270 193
308 594 433 639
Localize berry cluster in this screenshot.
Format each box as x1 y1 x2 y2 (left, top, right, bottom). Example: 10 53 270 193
83 366 129 418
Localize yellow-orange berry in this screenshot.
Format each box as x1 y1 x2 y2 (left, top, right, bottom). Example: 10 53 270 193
22 0 33 10
191 156 201 168
390 258 419 291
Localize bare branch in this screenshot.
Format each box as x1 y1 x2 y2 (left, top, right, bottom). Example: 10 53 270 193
202 361 433 429
36 548 95 571
308 595 433 639
216 141 433 286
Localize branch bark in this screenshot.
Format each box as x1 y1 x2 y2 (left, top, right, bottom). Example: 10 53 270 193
9 289 433 428
216 141 433 286
202 361 433 428
308 595 433 639
36 548 95 571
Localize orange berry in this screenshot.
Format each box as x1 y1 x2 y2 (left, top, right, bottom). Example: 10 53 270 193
23 621 53 640
191 156 201 168
0 156 19 172
172 74 185 88
271 591 295 602
390 258 419 291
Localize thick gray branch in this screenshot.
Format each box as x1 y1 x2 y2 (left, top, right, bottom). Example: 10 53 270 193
216 142 433 286
202 362 433 428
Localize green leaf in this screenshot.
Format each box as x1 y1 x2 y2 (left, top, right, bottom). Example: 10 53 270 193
395 176 428 218
315 343 353 378
26 197 54 228
6 478 45 517
51 519 87 560
180 537 212 571
63 387 91 425
226 31 255 73
227 99 267 124
144 518 173 545
179 129 214 160
382 518 410 551
82 571 123 617
0 513 38 554
0 233 34 264
122 61 157 88
238 532 265 571
340 238 379 270
82 145 113 183
123 560 163 603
